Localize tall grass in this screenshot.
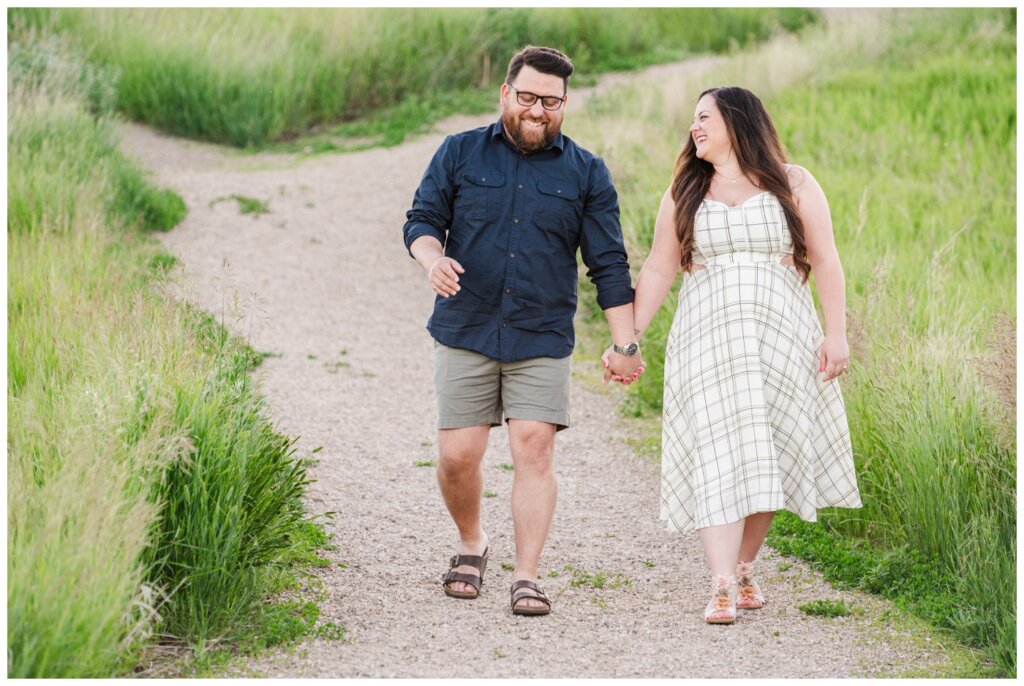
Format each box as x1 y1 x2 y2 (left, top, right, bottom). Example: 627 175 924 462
8 31 319 676
11 7 816 146
572 9 1015 675
770 15 1015 673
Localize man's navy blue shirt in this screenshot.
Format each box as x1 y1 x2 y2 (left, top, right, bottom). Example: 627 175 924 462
403 120 634 363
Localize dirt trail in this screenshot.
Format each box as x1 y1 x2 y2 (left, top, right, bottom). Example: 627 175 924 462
121 58 959 677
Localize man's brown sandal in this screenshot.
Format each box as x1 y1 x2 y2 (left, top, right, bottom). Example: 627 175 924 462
441 547 489 599
510 579 552 616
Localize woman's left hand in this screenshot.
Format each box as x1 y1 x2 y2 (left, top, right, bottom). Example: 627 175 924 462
819 333 850 382
602 345 645 385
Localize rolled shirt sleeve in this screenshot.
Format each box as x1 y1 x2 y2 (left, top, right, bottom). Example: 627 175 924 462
403 135 457 255
579 157 635 310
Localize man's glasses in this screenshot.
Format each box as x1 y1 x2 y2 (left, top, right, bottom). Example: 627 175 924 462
506 83 566 111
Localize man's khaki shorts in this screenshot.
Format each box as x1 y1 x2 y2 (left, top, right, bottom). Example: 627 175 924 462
434 342 571 431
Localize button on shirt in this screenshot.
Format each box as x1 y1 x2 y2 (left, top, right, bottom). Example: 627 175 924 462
403 120 634 362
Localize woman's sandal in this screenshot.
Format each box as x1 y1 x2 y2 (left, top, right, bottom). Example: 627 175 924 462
703 575 737 625
736 561 766 610
441 546 489 599
510 579 552 616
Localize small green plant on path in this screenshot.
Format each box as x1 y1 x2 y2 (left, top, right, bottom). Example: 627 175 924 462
799 599 853 618
210 194 271 218
565 564 633 590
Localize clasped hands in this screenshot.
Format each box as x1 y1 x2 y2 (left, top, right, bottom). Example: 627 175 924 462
602 346 645 386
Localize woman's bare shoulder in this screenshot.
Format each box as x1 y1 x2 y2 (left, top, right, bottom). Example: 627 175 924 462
785 163 812 188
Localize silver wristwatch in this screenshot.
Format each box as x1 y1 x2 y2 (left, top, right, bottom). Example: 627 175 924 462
613 341 640 357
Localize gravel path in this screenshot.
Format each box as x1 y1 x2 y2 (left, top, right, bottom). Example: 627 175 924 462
121 60 961 678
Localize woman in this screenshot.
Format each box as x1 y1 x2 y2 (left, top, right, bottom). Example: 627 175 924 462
607 87 862 624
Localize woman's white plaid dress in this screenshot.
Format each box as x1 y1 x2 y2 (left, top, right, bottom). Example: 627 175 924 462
660 192 862 532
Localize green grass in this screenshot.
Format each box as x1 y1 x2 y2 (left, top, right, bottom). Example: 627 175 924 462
572 8 1015 677
211 194 271 218
798 599 852 618
771 13 1014 676
11 8 817 147
769 512 958 626
187 520 344 674
8 30 327 677
564 564 633 590
265 88 497 155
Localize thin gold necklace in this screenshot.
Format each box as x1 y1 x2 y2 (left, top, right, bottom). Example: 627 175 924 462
716 170 744 184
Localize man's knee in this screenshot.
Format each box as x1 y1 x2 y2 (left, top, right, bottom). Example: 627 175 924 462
438 427 488 476
510 421 556 475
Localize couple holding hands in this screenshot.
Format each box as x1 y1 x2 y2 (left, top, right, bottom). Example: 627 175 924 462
403 45 861 623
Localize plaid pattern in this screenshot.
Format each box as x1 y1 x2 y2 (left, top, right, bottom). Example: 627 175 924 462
660 193 862 532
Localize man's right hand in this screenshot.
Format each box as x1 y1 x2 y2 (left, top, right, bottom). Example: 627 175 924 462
428 256 465 297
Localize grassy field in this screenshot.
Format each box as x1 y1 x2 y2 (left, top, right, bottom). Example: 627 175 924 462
571 8 1015 676
10 7 816 147
7 32 332 677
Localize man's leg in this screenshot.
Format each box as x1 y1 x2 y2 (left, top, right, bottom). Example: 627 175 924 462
508 419 558 610
437 426 491 594
434 343 503 596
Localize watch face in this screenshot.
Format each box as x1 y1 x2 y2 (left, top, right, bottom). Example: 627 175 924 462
617 342 639 356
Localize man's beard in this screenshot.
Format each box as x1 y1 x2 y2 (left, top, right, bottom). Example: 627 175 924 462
501 107 561 153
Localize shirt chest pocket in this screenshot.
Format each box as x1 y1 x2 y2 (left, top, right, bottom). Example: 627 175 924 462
535 180 581 239
455 172 505 221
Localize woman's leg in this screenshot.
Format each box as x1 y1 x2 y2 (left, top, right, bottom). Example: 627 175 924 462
738 511 775 563
698 520 744 622
698 519 745 577
736 511 775 609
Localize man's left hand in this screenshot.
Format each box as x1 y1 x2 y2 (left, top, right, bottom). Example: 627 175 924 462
602 346 645 385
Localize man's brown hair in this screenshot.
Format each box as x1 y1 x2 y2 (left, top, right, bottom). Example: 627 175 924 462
505 45 573 93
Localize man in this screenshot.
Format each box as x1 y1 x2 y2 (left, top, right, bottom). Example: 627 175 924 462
403 45 644 616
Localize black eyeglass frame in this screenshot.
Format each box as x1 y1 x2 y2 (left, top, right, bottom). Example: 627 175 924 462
506 82 567 111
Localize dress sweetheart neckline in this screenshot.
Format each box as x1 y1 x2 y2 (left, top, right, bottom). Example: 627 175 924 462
701 191 772 209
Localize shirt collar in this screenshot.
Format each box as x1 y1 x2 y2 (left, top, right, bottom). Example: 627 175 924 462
490 118 565 153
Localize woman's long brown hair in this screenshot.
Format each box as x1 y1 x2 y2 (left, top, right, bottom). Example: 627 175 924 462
671 86 811 281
